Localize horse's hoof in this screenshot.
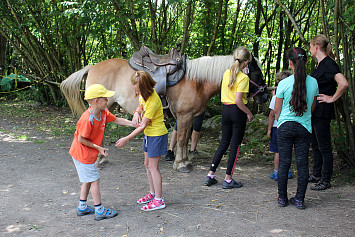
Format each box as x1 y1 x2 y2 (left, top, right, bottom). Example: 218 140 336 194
177 165 193 173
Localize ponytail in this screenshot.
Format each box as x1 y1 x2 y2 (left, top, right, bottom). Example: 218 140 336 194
311 34 335 59
229 47 251 89
289 47 308 117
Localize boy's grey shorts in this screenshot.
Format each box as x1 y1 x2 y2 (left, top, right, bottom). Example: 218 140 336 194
72 157 100 183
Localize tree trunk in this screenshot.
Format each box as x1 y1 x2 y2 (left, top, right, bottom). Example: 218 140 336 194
275 0 307 46
147 0 158 53
207 0 223 56
181 0 194 54
0 35 6 76
275 11 284 73
229 0 241 50
283 13 292 70
112 0 141 51
334 0 340 65
253 0 262 58
220 0 229 53
319 0 328 37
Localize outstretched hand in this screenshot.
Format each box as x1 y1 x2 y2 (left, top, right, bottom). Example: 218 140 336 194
115 137 128 148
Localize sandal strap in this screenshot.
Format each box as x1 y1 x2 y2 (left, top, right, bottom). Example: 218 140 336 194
142 199 162 210
137 193 154 203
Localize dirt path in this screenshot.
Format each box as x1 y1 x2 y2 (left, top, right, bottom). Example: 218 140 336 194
0 109 354 236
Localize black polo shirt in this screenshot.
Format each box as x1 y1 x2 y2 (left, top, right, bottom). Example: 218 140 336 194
311 56 341 119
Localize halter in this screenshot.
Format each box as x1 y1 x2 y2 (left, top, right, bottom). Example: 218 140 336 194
248 79 267 98
244 65 267 98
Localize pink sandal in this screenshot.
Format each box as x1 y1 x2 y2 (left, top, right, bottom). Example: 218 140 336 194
137 192 155 204
141 198 166 211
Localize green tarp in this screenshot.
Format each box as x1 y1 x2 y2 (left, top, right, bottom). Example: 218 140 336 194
0 74 31 92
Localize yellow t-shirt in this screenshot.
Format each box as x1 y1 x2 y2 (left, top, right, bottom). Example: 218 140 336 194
221 69 249 104
139 90 168 136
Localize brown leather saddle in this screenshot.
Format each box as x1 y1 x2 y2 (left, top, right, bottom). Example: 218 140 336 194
128 44 186 96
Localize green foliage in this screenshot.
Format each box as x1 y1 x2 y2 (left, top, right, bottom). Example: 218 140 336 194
104 114 142 143
240 114 270 157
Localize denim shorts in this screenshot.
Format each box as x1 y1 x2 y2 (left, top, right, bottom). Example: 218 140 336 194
142 133 168 158
269 127 278 153
72 157 100 183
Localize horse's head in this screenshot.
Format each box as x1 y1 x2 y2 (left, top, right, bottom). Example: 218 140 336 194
247 56 269 104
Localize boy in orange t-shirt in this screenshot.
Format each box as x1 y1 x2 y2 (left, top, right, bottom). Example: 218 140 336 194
70 84 134 221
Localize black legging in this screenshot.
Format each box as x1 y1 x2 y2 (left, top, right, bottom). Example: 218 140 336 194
277 121 311 201
311 117 333 183
209 104 247 175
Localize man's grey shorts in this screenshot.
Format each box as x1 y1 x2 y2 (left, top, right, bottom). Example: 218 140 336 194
72 157 100 183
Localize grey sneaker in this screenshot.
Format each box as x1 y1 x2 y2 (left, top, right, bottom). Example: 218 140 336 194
77 206 95 216
311 180 331 191
308 174 321 183
95 208 118 221
222 179 243 189
204 176 218 186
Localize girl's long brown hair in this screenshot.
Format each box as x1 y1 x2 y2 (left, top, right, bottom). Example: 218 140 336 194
289 47 308 117
130 71 156 101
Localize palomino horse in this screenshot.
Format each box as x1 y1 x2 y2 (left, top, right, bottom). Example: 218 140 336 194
60 55 268 173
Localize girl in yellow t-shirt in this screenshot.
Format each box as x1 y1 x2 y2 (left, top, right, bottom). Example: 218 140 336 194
116 71 168 211
204 47 254 189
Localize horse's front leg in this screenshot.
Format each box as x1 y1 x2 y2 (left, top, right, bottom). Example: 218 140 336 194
173 116 193 173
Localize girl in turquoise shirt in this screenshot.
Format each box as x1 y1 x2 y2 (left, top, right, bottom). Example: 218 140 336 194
275 47 318 210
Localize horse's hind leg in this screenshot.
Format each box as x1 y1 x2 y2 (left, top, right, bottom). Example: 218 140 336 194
173 115 193 173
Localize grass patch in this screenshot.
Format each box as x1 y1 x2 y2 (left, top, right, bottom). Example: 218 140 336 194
0 98 77 139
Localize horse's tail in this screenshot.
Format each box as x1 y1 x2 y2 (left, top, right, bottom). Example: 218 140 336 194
60 65 92 116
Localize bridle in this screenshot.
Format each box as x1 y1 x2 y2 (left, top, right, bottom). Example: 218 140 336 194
243 65 267 98
249 79 267 98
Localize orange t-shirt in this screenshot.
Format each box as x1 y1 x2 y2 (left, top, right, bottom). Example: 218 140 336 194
69 108 116 164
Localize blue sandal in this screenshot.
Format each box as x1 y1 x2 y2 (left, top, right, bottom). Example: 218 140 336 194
95 208 118 221
77 206 95 216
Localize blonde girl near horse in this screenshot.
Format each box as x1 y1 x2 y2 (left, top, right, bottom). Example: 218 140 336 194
204 46 253 189
116 71 168 211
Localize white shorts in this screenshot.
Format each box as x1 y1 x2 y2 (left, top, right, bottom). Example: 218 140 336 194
72 157 100 183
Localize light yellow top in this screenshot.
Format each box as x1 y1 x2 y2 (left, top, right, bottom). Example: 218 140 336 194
221 69 249 104
139 90 168 136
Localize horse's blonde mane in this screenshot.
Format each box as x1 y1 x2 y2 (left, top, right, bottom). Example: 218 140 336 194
185 55 234 84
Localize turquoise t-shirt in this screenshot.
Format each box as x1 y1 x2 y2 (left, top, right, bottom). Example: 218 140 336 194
276 75 319 133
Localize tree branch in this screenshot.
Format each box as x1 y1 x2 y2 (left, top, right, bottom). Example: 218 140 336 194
274 0 307 47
